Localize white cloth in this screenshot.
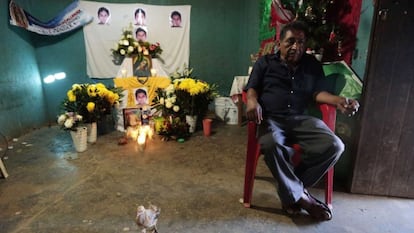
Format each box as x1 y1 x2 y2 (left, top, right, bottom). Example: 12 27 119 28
80 1 191 78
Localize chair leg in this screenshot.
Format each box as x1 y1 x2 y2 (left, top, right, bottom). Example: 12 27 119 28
325 167 334 209
243 122 260 208
243 145 260 208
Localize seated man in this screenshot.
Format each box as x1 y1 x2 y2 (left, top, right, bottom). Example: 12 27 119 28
245 21 359 221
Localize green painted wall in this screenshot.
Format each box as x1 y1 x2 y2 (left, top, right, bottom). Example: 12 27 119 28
0 0 47 138
351 0 374 79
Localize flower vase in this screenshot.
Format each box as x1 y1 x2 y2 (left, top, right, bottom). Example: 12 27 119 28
70 127 88 153
185 115 198 133
202 118 212 137
86 122 97 143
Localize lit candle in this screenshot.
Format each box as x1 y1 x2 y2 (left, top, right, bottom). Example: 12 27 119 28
137 133 146 151
145 125 154 139
129 127 139 140
150 68 157 77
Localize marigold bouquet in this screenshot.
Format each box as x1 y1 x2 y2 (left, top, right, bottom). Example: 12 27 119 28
60 83 123 124
171 67 219 117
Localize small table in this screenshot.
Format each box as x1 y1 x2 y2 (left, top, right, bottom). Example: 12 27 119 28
229 76 249 126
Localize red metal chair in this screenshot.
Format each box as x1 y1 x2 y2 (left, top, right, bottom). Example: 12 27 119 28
242 93 336 209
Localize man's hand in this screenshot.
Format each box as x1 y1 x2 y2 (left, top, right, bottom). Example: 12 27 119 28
337 97 360 117
246 99 263 124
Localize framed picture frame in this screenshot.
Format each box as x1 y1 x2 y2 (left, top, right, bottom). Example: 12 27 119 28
133 87 149 105
122 107 141 129
133 55 152 77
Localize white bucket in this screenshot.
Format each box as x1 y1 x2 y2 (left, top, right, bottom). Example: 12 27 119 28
214 97 238 125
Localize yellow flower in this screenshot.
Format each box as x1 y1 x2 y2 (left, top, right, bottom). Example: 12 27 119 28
87 85 98 97
72 84 81 91
86 102 95 112
106 92 115 105
174 78 209 96
97 88 108 98
67 90 76 102
96 83 106 90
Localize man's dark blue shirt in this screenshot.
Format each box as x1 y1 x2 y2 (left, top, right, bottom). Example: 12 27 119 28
245 52 328 119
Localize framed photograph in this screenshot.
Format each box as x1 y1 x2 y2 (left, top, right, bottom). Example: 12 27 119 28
133 87 149 105
122 108 141 129
133 55 152 77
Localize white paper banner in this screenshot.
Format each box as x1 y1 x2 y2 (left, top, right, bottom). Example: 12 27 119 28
9 0 93 36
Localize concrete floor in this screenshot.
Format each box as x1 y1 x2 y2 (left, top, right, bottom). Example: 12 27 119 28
0 122 413 233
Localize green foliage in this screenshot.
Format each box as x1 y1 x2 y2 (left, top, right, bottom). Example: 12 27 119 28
157 116 190 141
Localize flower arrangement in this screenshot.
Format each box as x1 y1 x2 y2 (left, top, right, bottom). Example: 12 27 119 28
139 41 163 59
172 67 219 117
153 66 218 118
151 66 218 137
111 25 142 65
152 84 181 117
57 112 83 131
111 24 162 65
157 116 190 141
59 83 123 125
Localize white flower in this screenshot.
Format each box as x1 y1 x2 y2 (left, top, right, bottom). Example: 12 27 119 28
120 49 126 55
128 46 134 52
76 115 83 121
57 114 67 125
165 84 175 94
127 34 132 38
165 101 172 109
64 118 74 129
159 97 165 105
173 105 180 112
170 96 176 103
123 40 129 46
